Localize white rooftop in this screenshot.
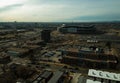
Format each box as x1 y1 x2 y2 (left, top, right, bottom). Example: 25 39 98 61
88 69 120 81
86 79 101 83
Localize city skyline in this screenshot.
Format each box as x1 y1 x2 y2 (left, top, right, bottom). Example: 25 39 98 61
0 0 120 22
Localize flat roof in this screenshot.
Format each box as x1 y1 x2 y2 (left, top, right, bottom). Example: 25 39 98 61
64 56 117 63
26 40 42 44
7 47 29 53
48 71 63 83
40 71 52 79
23 45 40 49
80 47 93 52
88 69 120 81
86 79 101 83
68 48 79 53
0 52 8 57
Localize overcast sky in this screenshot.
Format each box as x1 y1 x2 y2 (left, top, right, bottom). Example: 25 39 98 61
0 0 120 22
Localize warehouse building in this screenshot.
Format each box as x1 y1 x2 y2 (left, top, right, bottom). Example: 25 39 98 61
61 48 118 69
7 47 29 57
48 71 64 83
32 70 53 83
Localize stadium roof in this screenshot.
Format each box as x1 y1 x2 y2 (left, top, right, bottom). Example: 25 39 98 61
88 69 120 81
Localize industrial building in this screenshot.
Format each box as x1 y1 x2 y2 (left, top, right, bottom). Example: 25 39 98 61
7 47 29 57
23 45 41 54
40 71 53 83
61 48 118 69
32 70 53 83
0 52 11 64
26 40 44 46
48 71 64 83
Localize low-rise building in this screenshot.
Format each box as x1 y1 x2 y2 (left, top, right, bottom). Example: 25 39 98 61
48 71 64 83
0 52 11 64
32 70 53 83
7 47 29 57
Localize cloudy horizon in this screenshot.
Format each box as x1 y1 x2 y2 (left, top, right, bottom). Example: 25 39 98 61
0 0 120 22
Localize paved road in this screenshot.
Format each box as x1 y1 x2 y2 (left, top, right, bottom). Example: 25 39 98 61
78 76 87 83
71 73 81 83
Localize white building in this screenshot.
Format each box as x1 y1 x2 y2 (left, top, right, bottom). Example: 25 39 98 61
87 69 120 83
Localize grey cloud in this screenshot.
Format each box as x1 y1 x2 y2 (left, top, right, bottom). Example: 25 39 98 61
67 14 120 22
0 4 23 13
27 0 78 5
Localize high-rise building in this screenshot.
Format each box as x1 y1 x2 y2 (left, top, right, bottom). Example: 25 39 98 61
41 30 51 42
